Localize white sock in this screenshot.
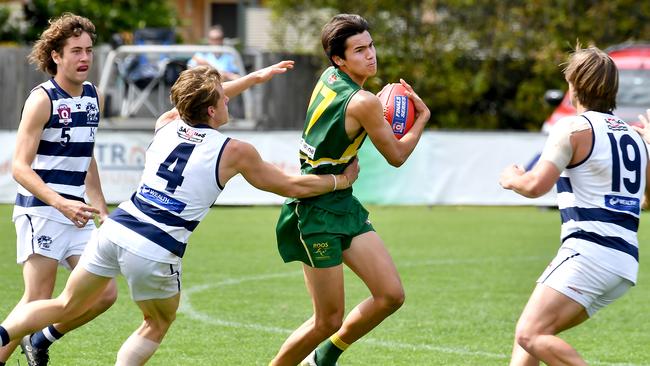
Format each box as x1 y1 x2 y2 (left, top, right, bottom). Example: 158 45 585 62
115 333 160 366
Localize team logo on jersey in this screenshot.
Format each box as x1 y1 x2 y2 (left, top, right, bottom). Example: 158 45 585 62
605 117 628 131
177 125 206 143
36 235 52 250
327 73 338 85
57 103 72 125
89 127 96 142
605 194 640 215
312 242 331 260
86 102 99 124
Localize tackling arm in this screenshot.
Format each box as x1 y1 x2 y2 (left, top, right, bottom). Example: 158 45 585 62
218 139 358 198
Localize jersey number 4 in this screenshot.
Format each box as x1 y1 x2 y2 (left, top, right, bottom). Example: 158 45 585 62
156 143 196 193
608 132 642 194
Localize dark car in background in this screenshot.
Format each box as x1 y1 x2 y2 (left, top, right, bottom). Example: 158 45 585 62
542 43 650 132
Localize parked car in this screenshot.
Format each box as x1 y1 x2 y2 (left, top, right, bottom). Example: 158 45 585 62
542 43 650 132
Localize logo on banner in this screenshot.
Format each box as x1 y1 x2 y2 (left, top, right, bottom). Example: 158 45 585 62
57 103 72 125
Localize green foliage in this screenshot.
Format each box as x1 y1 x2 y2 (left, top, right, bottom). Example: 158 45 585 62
268 0 650 130
3 0 179 44
0 5 21 43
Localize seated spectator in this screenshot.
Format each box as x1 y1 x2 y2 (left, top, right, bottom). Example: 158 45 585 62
188 25 241 81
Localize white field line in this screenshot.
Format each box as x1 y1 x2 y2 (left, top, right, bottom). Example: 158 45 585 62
178 256 649 366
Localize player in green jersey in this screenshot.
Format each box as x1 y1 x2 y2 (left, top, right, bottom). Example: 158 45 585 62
271 13 431 366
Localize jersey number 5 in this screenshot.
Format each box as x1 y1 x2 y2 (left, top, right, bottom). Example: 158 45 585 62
608 132 642 194
156 143 196 193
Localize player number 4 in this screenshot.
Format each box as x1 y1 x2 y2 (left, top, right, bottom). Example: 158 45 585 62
156 143 195 193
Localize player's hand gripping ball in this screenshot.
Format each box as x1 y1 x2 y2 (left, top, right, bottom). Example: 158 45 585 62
378 83 415 139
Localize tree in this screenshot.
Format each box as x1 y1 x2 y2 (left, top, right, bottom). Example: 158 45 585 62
268 0 650 130
2 0 180 45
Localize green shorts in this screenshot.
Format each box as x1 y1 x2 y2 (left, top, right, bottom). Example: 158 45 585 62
275 192 374 268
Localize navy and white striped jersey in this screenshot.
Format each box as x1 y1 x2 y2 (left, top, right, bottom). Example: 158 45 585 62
101 119 230 264
557 111 647 283
13 79 101 224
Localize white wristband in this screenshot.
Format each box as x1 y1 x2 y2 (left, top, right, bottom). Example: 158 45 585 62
330 174 337 191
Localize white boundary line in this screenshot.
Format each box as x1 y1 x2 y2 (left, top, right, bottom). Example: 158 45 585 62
178 256 650 366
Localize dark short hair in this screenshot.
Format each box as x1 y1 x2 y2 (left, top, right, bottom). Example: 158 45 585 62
563 46 618 112
321 14 370 68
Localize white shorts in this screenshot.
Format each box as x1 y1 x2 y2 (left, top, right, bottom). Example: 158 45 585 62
80 229 182 301
537 248 633 317
15 214 95 268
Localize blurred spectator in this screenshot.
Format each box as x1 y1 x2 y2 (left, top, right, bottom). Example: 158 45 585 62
187 25 241 81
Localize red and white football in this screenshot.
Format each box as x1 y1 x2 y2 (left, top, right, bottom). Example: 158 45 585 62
378 83 415 139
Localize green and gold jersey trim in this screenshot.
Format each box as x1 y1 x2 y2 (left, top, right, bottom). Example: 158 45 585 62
295 203 315 267
299 131 367 168
299 67 364 175
305 80 337 135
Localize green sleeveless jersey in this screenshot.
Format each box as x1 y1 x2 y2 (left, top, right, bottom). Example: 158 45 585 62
299 67 367 176
277 67 373 261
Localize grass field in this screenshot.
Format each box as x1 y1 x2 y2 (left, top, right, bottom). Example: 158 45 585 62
1 205 650 365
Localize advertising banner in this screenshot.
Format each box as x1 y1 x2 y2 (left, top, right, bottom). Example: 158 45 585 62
0 130 554 206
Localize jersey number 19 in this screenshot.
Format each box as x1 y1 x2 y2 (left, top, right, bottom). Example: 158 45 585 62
608 132 642 194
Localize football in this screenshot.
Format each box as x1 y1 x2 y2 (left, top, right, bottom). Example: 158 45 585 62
378 83 415 139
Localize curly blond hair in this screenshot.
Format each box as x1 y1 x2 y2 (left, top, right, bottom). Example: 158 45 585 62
171 66 223 125
28 13 96 76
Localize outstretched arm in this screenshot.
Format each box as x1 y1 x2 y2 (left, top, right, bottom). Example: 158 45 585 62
222 60 295 98
499 118 579 198
218 139 358 198
499 162 560 198
632 110 650 209
632 109 650 145
155 60 296 130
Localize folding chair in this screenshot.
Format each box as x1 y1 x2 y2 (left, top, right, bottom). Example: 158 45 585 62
119 28 175 117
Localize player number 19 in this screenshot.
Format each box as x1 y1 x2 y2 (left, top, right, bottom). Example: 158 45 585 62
608 132 641 194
